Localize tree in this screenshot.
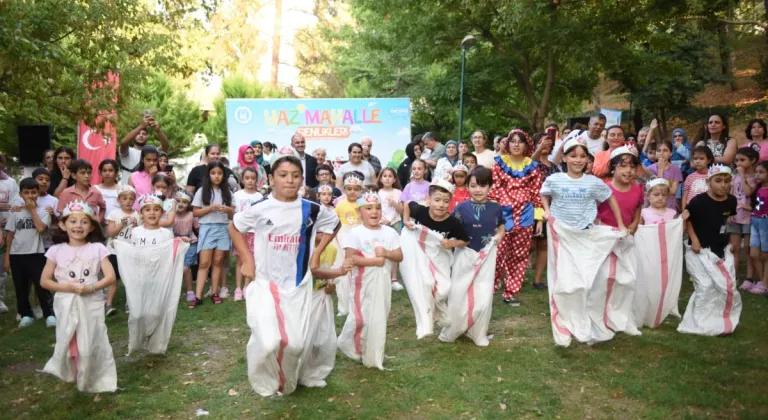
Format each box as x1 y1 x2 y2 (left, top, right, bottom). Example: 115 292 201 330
301 0 628 134
117 73 206 158
203 75 289 149
0 0 206 154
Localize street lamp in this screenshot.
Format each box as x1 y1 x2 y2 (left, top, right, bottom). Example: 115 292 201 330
458 34 477 142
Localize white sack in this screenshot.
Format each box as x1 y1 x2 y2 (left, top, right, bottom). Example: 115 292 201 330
678 245 742 336
299 289 337 387
43 285 117 393
439 241 497 346
337 256 392 369
591 235 641 340
400 226 453 339
633 219 684 328
116 239 189 355
334 226 352 316
546 219 625 347
245 273 312 396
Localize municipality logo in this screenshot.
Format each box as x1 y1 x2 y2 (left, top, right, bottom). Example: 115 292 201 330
234 106 252 124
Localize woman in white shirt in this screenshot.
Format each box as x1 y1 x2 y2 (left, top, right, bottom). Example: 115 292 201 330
336 142 377 187
433 140 462 181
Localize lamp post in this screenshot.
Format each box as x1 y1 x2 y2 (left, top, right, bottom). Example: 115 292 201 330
458 34 476 142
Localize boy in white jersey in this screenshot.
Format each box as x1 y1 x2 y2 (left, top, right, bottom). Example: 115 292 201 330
229 152 340 397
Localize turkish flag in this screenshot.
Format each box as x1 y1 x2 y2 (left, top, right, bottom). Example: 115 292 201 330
78 72 119 185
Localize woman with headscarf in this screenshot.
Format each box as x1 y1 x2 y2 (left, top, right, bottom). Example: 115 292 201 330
397 141 423 188
235 144 268 193
433 140 461 182
249 140 271 176
489 129 544 306
670 128 691 169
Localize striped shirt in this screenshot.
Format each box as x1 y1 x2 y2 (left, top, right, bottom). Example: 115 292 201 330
540 172 612 229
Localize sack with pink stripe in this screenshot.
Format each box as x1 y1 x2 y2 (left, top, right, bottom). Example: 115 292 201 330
439 241 497 346
299 287 337 387
546 219 627 347
333 226 352 316
337 252 392 370
633 218 684 328
245 273 313 396
678 245 742 336
400 226 453 339
592 235 642 341
116 239 189 355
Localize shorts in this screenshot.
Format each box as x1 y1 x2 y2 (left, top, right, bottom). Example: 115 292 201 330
749 217 768 252
232 232 255 257
184 242 198 267
726 222 750 235
197 223 231 252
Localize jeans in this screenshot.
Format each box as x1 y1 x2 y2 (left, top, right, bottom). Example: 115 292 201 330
10 253 53 318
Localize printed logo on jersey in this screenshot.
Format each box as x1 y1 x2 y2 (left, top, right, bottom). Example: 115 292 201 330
266 219 274 226
268 233 303 252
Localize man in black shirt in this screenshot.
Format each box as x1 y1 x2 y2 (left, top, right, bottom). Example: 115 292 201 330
403 179 469 249
686 165 737 258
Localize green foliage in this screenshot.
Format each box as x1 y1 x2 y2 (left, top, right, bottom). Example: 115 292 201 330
117 74 205 158
203 75 290 149
0 0 205 155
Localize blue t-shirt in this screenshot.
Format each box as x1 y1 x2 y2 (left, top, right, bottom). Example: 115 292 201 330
452 201 504 252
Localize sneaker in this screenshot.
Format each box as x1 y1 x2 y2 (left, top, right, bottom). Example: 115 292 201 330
190 297 203 309
16 313 21 322
503 297 521 307
219 286 230 299
186 291 196 303
124 304 130 314
740 280 755 291
0 300 8 314
204 287 212 298
211 294 223 304
533 282 547 290
234 287 243 301
18 316 34 328
105 305 116 317
391 281 404 291
32 306 43 320
45 316 56 328
749 283 767 295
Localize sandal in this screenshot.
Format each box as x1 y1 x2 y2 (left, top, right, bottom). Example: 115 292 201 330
211 294 223 304
190 298 203 309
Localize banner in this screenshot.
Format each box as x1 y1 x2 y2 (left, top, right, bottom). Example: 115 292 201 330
78 72 119 185
225 98 411 169
600 108 622 127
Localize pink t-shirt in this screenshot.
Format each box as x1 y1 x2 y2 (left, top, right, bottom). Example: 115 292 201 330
641 207 677 225
753 187 768 218
746 141 768 162
173 211 199 242
130 171 153 207
45 243 109 286
597 182 644 228
684 172 708 205
732 173 758 224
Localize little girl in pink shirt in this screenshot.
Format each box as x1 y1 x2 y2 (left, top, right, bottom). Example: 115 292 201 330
641 178 677 225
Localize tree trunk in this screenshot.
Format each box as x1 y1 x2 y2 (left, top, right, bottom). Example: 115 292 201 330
271 0 282 89
632 108 643 134
717 19 736 92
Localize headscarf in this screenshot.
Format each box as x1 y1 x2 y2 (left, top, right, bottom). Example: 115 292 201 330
249 140 265 166
671 128 687 144
504 129 534 157
238 145 259 169
0 152 8 180
405 142 418 161
444 140 459 165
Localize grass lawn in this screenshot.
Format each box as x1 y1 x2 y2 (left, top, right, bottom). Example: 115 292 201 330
1 272 768 419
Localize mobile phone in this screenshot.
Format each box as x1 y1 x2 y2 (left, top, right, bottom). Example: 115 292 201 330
546 127 557 139
144 109 152 117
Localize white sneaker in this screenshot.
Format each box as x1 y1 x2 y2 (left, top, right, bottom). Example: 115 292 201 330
18 316 34 328
32 306 43 320
204 287 212 298
391 281 404 291
0 300 8 313
219 286 230 299
45 316 56 328
16 313 21 322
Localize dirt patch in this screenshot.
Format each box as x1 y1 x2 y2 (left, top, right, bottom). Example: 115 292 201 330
5 361 43 374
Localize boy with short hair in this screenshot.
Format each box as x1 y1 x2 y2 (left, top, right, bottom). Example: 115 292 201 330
687 165 738 258
33 168 58 250
312 164 342 199
403 179 469 249
462 153 478 171
4 177 54 328
452 167 504 252
56 159 107 222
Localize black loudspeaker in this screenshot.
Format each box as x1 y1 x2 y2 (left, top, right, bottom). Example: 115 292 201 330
566 117 591 130
16 125 53 165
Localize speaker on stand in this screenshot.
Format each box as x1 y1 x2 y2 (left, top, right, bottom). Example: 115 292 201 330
16 124 53 177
